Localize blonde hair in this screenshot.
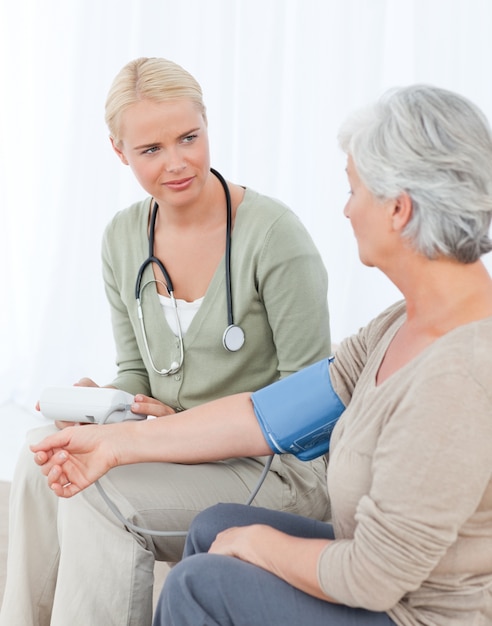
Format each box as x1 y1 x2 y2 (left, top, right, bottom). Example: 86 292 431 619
105 57 207 144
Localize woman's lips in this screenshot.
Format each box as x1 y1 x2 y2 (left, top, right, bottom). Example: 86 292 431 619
164 176 194 191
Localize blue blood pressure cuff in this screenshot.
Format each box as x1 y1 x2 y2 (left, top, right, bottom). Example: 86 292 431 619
251 358 344 461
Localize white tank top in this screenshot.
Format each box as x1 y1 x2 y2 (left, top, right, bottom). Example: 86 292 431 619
157 293 204 336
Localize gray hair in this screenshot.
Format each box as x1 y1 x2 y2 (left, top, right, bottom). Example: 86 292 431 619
338 85 492 262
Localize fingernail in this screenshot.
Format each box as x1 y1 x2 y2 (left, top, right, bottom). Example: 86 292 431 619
58 451 67 461
132 403 140 411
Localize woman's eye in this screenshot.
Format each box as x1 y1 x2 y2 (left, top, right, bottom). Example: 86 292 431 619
143 146 159 154
182 134 197 144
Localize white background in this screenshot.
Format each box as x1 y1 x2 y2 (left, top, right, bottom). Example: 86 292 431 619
1 0 491 479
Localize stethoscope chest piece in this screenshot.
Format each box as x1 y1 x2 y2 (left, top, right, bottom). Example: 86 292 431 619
222 324 245 352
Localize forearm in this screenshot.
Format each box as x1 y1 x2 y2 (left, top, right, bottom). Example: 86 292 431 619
259 530 337 602
210 525 338 602
120 392 272 465
32 391 273 498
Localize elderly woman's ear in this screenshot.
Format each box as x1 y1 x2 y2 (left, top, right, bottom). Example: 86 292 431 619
391 193 413 231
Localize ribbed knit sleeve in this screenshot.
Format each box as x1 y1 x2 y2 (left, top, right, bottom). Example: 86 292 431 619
320 313 492 624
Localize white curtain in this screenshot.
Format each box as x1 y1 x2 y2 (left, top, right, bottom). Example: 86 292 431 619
1 0 492 413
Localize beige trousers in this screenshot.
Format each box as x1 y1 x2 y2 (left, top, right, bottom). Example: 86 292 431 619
0 425 329 626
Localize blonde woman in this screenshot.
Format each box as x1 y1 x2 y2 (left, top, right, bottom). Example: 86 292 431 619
0 58 331 626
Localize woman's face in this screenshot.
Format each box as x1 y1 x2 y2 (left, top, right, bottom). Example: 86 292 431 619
112 98 210 209
343 156 395 267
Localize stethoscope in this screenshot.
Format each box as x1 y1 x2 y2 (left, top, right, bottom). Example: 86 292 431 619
135 168 245 376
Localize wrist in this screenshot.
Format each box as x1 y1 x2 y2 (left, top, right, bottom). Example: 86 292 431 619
109 421 144 466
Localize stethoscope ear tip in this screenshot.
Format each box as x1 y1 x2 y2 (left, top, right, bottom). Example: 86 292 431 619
158 361 180 375
223 325 245 352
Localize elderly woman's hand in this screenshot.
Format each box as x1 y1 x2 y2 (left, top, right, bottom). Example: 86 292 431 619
30 422 134 497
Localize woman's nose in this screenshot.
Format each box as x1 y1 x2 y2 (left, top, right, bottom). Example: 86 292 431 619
165 149 186 173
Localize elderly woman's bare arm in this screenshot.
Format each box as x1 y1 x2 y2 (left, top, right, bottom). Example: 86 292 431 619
31 392 272 498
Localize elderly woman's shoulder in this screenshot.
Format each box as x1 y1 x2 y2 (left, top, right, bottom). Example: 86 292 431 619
416 314 492 387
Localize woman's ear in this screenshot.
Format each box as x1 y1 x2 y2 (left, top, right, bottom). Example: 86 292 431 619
110 136 129 165
391 193 413 231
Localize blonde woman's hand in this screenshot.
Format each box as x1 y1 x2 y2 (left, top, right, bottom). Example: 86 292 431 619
132 394 176 418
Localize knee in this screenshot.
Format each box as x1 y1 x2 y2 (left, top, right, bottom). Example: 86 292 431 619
12 426 56 486
19 425 58 476
154 554 214 624
25 424 58 446
162 555 205 597
184 504 225 557
184 503 247 558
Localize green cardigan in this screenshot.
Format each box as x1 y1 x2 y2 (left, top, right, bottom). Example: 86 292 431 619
102 187 331 410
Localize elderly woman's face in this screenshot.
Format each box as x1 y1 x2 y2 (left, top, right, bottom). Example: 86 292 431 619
344 156 396 268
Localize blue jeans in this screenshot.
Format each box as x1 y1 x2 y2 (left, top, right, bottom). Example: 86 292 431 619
153 503 397 626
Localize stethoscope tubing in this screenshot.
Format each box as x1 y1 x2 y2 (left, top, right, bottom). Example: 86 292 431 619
134 168 244 375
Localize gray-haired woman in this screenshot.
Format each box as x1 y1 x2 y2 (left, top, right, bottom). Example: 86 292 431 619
33 84 492 626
